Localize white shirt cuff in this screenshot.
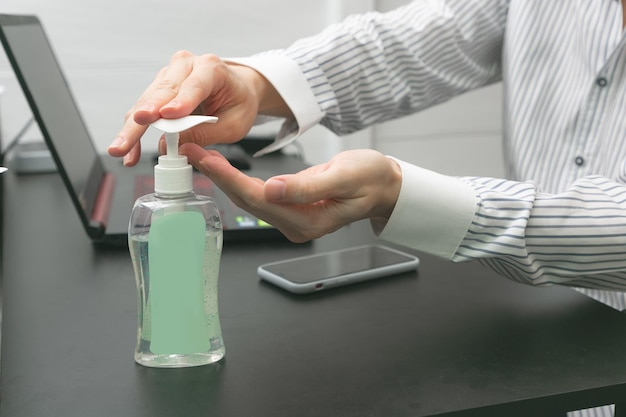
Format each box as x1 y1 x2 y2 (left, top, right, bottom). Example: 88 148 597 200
377 158 477 259
226 55 323 156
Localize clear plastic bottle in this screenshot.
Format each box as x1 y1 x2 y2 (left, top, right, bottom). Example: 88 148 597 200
128 116 225 368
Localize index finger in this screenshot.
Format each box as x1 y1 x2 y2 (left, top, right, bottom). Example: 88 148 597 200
132 51 199 125
108 51 198 159
108 114 150 158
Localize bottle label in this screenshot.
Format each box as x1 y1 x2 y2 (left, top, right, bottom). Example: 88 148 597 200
148 210 209 355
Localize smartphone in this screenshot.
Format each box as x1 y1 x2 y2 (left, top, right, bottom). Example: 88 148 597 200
257 244 419 294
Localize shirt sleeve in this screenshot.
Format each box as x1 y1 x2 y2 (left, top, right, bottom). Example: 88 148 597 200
225 54 322 156
376 158 477 259
455 175 626 290
280 0 507 136
380 164 626 291
228 0 507 154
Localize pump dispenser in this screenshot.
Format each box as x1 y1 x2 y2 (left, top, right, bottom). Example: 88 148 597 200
151 116 216 196
128 115 225 368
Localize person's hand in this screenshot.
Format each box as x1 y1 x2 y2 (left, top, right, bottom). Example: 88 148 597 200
181 145 402 242
108 50 291 166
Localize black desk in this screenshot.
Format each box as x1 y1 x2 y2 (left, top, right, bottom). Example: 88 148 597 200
1 170 626 417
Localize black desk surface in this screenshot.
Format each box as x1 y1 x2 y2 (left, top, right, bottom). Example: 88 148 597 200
2 170 626 417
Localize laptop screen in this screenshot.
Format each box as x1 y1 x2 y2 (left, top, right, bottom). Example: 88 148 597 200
0 14 103 226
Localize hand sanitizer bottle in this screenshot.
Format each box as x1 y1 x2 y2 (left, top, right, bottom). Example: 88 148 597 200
128 115 225 368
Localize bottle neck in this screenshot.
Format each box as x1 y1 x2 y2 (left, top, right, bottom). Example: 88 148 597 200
154 190 195 200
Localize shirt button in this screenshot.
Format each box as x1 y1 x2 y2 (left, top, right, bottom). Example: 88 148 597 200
596 77 608 87
575 156 585 166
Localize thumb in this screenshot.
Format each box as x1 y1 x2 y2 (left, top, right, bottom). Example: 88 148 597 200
264 178 287 202
265 170 338 204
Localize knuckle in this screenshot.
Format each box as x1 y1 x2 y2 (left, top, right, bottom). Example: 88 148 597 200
171 49 194 60
198 53 223 65
198 54 229 75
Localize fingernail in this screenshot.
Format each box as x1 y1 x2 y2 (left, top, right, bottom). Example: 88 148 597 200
198 159 211 173
265 178 286 202
123 154 133 167
161 100 180 112
109 137 126 150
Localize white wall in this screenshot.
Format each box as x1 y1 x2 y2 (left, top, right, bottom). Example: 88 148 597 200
0 0 335 156
0 0 504 178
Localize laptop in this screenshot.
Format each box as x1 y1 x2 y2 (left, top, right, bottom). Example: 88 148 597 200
0 13 306 245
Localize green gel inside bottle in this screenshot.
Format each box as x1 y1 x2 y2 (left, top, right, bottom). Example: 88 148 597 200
148 210 209 355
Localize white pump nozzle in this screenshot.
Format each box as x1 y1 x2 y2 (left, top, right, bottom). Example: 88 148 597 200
150 115 218 196
164 132 179 158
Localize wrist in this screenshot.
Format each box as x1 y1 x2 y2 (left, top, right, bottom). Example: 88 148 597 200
228 63 293 119
369 157 401 234
383 157 402 218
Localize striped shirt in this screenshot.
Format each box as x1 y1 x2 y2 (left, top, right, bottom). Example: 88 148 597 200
243 0 626 312
239 2 625 414
241 0 626 308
